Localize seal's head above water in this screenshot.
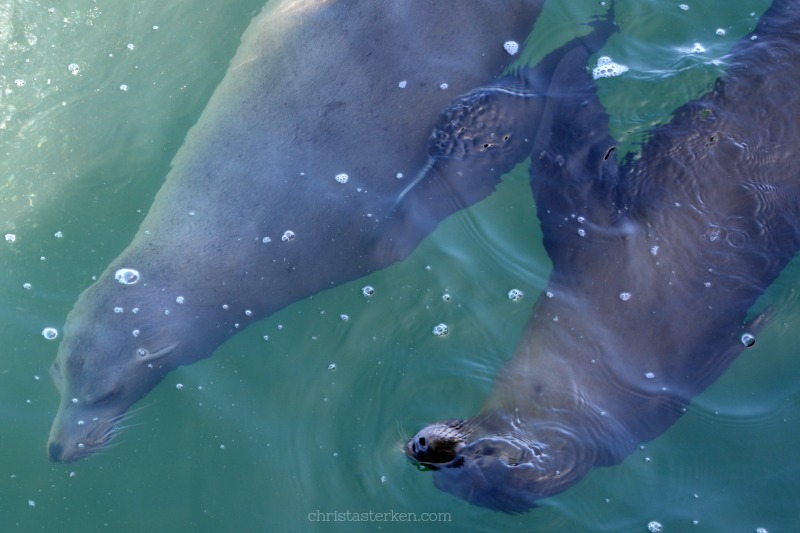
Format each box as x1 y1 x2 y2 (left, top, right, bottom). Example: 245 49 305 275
406 413 598 513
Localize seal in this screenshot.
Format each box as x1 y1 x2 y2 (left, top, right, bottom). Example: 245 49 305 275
46 0 548 462
407 0 800 512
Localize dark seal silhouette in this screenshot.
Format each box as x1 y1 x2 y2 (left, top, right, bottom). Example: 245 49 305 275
46 0 547 462
407 0 800 513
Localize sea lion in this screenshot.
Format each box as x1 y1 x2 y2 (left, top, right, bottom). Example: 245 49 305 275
46 0 548 462
407 0 800 513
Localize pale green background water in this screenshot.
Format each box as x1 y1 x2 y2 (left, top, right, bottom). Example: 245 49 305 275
2 0 799 531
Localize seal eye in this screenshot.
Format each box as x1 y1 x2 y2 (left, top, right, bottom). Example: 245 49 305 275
94 388 121 405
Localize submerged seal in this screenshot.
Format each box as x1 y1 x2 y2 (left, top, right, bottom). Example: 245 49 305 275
46 0 548 462
408 0 800 513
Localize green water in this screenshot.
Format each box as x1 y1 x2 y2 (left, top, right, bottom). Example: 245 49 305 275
2 0 799 531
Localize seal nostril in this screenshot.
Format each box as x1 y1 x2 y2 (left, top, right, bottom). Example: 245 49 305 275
418 437 427 448
48 442 63 462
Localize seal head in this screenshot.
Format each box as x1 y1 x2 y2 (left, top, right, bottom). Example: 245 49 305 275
406 413 597 513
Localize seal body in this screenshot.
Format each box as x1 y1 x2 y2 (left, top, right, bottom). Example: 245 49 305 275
47 0 548 462
408 0 800 512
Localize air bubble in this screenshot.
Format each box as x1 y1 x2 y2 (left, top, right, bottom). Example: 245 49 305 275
507 289 524 302
395 172 404 179
741 333 756 347
176 383 183 390
432 323 449 336
546 291 554 298
132 329 140 337
54 231 63 238
647 521 663 533
176 296 184 304
592 56 629 79
23 283 31 290
262 237 271 244
114 307 123 314
328 363 336 371
398 80 407 88
679 3 689 10
136 348 147 357
439 83 448 90
334 173 349 184
67 63 80 75
715 28 726 36
650 245 659 256
14 79 25 87
442 293 451 302
42 328 58 340
362 286 374 297
127 43 135 50
503 40 519 55
577 228 586 237
619 292 632 301
119 84 128 92
645 372 655 379
281 230 295 242
245 309 252 316
115 268 140 285
4 233 16 242
340 314 349 321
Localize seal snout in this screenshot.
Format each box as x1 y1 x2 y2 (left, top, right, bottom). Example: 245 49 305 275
406 419 468 467
47 441 64 462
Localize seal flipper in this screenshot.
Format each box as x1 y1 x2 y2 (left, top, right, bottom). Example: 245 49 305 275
386 8 620 262
527 24 626 276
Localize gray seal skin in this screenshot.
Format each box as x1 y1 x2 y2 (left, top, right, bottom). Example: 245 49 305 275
46 0 548 462
408 0 800 513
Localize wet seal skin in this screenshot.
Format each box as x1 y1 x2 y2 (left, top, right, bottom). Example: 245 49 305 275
407 0 800 513
46 0 549 462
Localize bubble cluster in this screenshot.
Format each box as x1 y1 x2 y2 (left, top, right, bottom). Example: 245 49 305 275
679 3 689 10
262 236 271 244
593 56 629 79
647 521 662 533
334 173 349 184
42 328 58 340
645 372 655 379
54 231 63 238
115 268 140 285
281 230 295 242
689 43 706 54
432 323 448 336
507 289 524 302
619 292 632 301
362 286 374 297
503 40 519 55
176 296 184 304
4 233 16 242
114 307 123 314
398 80 407 88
